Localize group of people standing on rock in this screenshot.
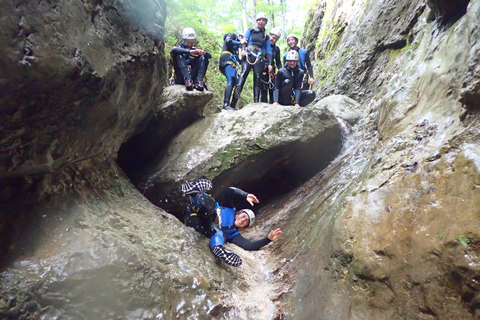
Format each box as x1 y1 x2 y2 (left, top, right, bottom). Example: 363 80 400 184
180 179 282 267
169 12 316 110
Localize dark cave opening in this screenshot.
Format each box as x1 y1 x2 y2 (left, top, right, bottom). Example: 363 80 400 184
427 0 470 26
210 126 343 215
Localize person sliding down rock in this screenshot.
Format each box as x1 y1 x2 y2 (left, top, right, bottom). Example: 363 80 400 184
209 186 282 267
273 50 316 107
170 27 211 91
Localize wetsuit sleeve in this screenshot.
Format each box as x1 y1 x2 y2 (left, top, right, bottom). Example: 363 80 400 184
264 38 272 65
282 53 286 67
275 47 282 70
243 29 251 50
295 70 303 105
171 46 190 55
204 51 212 59
230 234 271 250
305 50 314 78
220 187 249 208
226 38 242 46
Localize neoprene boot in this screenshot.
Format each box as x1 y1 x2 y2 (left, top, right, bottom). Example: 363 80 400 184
212 245 242 267
185 80 194 91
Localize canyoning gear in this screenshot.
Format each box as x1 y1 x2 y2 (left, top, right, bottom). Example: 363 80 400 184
195 81 204 91
286 34 299 43
182 179 219 237
236 26 272 103
207 187 272 266
286 50 300 61
212 245 242 267
283 48 314 90
274 65 316 106
190 191 216 218
182 27 196 40
237 209 255 227
171 43 211 88
181 178 213 195
261 43 282 103
256 12 268 21
220 33 242 108
222 103 238 111
185 79 194 90
270 28 281 38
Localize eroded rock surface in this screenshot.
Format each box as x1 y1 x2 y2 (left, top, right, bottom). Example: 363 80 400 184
141 103 343 217
0 0 167 259
269 0 480 319
117 85 214 183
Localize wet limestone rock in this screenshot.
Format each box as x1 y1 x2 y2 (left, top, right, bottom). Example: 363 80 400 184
117 85 214 183
0 163 242 320
270 0 480 319
141 103 343 217
0 0 166 262
315 95 362 126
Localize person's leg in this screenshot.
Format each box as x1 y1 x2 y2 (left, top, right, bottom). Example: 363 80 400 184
252 59 265 102
210 231 242 267
172 55 193 89
223 65 238 110
278 79 294 105
260 67 269 103
194 55 210 91
299 90 316 107
232 59 253 108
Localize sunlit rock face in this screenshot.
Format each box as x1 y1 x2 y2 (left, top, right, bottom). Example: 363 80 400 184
273 0 480 319
117 85 214 184
140 103 343 218
0 0 166 260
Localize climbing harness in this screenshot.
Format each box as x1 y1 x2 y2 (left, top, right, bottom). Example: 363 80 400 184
246 46 263 66
261 69 275 90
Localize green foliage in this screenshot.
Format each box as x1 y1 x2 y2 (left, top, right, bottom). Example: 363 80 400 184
164 0 316 104
459 235 470 246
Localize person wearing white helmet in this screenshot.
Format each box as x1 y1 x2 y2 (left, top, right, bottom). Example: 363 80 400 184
231 12 273 107
283 34 315 90
170 27 211 91
209 186 282 267
261 27 283 103
274 50 316 107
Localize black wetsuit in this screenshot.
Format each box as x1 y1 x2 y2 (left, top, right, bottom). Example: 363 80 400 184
261 44 282 103
283 47 314 90
171 43 211 84
233 26 273 105
274 65 316 106
219 33 241 107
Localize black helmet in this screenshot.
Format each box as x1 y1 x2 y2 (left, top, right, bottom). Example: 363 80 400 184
191 191 216 217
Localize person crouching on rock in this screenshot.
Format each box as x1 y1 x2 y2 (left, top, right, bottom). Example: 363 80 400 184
170 27 211 91
273 50 316 107
219 33 242 111
209 186 282 267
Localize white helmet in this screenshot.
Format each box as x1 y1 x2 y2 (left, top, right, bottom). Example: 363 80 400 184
182 27 196 40
270 28 281 38
256 12 268 22
286 34 299 43
237 209 255 227
286 50 299 61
